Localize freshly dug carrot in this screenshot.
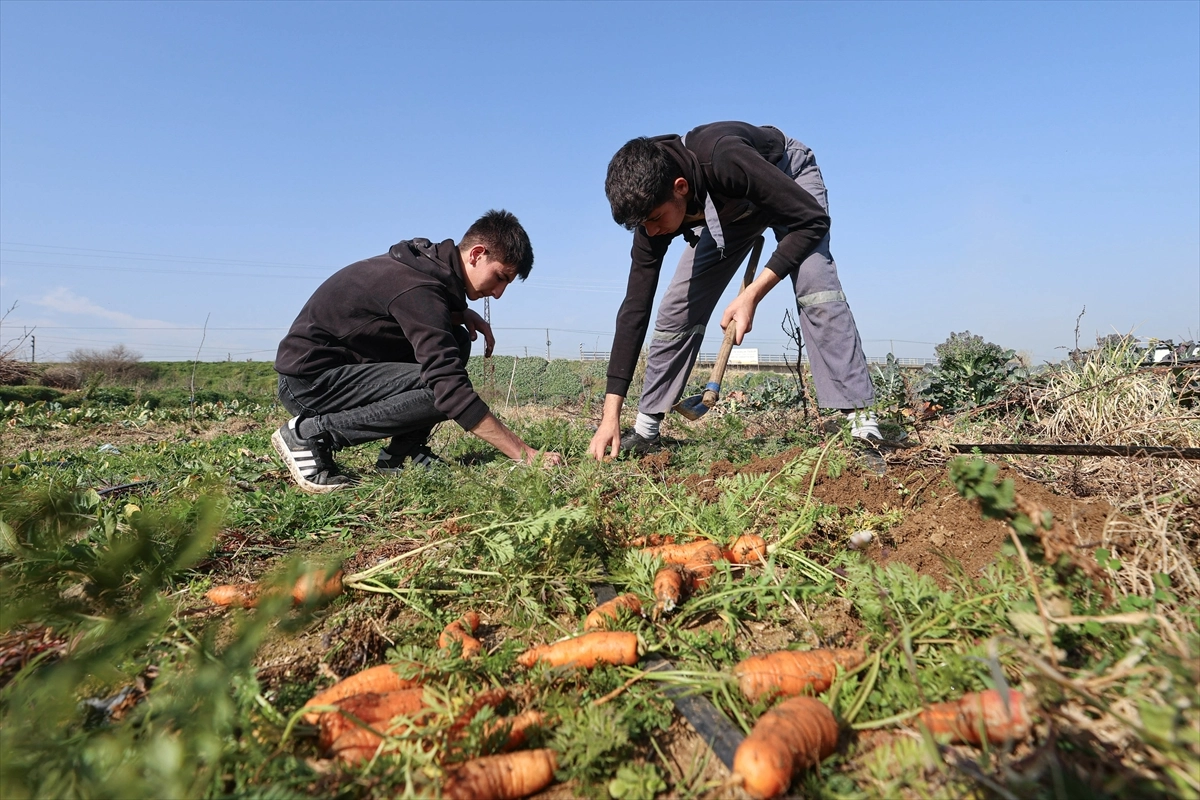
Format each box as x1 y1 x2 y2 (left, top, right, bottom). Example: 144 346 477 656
517 631 640 670
205 583 261 608
317 687 428 751
733 696 839 799
640 539 723 565
444 688 510 752
726 533 768 564
330 729 383 764
735 648 867 703
301 662 424 724
653 566 688 616
629 533 675 547
584 593 644 631
483 709 547 752
206 567 343 608
291 568 344 605
443 748 558 800
917 689 1031 745
682 559 717 586
439 611 484 658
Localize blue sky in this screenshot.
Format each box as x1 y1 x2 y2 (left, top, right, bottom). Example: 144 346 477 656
1 1 1197 366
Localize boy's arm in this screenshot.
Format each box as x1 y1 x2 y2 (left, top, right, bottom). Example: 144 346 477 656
590 231 671 460
471 412 562 465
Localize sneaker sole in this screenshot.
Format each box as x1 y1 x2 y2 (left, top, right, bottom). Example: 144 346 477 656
271 429 348 495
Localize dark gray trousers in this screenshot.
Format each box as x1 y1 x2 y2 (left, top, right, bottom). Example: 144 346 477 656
639 137 875 414
277 325 471 450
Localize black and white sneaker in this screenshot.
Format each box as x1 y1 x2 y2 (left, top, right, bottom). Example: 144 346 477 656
619 429 662 456
376 443 444 473
271 418 353 494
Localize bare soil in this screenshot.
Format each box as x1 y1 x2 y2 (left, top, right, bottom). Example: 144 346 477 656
666 447 1118 591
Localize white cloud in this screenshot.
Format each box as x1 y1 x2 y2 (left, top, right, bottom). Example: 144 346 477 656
33 287 176 328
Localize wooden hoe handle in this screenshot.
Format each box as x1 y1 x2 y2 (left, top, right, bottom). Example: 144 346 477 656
701 236 765 407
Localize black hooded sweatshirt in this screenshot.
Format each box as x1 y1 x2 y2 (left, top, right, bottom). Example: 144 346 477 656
274 238 489 431
605 122 831 397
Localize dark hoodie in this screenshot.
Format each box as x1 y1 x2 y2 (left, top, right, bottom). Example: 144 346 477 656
274 238 489 430
606 122 831 397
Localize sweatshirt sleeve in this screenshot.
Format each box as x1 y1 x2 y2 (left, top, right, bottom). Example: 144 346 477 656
709 138 831 279
388 283 489 430
606 230 672 397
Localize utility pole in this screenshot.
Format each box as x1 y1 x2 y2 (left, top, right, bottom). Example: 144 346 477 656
545 329 551 361
31 335 35 363
482 297 494 385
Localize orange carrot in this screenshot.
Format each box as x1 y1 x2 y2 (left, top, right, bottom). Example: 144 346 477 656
443 748 558 800
301 663 424 724
653 565 688 616
917 689 1031 745
726 533 768 564
290 568 344 605
483 710 547 752
440 612 484 658
444 688 510 754
584 593 644 631
205 583 260 608
734 649 867 704
317 687 428 751
733 696 839 799
681 559 717 586
640 539 723 565
517 631 640 670
629 534 675 547
331 732 383 765
652 563 714 616
206 567 343 609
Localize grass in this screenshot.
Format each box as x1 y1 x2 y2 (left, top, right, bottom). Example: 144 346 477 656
0 345 1197 799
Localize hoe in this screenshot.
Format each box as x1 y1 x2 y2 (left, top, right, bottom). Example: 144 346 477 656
673 235 765 421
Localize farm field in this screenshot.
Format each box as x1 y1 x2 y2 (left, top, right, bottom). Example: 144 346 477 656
1 345 1198 799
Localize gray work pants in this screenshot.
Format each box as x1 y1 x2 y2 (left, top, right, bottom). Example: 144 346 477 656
638 138 875 415
277 325 472 451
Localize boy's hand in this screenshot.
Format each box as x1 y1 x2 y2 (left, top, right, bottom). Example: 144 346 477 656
461 308 495 357
588 418 621 460
720 294 756 346
587 393 626 460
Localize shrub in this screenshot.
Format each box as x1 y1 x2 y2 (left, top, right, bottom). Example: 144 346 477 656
39 365 83 389
918 331 1026 411
68 344 151 384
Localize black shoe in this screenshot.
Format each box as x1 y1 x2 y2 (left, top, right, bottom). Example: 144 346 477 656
376 443 444 473
271 418 354 494
619 429 662 456
852 433 888 476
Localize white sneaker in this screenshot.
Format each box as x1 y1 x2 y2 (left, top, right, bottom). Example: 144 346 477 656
846 410 881 441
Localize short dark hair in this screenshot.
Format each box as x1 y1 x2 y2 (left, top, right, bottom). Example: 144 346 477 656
605 137 682 230
461 209 534 280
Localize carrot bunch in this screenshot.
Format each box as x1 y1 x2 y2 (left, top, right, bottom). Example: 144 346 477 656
301 662 424 724
318 687 429 762
640 533 769 618
917 689 1032 745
